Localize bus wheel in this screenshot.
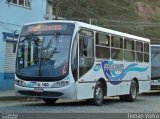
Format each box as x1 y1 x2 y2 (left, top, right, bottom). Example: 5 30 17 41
93 82 104 106
120 80 137 102
128 80 138 101
43 98 58 104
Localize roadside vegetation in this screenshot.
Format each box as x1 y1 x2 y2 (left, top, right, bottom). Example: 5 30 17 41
59 0 160 41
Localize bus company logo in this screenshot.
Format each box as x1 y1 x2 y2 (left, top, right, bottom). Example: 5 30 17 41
93 63 101 71
65 75 70 80
27 81 37 88
101 61 149 85
104 63 124 72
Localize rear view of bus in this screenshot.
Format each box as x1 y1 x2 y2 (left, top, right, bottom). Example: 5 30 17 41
151 45 160 89
15 21 77 104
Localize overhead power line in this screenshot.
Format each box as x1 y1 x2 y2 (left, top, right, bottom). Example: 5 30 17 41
0 21 21 27
0 21 21 32
60 0 160 37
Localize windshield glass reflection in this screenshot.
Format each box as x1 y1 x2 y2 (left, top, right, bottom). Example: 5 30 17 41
17 34 72 78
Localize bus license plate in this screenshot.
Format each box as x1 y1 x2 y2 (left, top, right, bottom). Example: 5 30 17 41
34 87 44 92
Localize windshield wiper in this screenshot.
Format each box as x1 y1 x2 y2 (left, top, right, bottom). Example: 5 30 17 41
39 32 61 76
42 32 61 62
20 33 34 43
48 48 60 59
44 32 61 50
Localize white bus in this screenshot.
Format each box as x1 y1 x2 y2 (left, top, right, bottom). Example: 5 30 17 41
151 45 160 89
15 20 151 105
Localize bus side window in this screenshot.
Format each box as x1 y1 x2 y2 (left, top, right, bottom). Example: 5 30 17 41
144 43 149 62
96 32 110 59
79 30 94 77
136 41 143 62
79 35 87 57
111 36 123 60
82 36 88 56
80 35 93 57
124 38 135 61
96 32 110 46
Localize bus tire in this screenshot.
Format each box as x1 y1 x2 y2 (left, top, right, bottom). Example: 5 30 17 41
43 98 58 104
120 80 137 102
128 80 138 101
92 82 104 106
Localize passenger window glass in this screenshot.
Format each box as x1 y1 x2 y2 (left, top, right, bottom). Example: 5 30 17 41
96 33 110 46
136 52 143 62
96 46 110 59
136 41 143 62
79 36 94 57
136 42 143 52
111 49 123 60
96 32 110 59
144 53 149 62
144 43 149 53
124 39 135 61
124 51 135 61
124 39 134 50
111 36 123 48
144 43 149 62
111 36 123 60
79 29 94 77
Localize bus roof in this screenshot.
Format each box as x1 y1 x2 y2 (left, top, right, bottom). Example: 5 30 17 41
24 20 150 43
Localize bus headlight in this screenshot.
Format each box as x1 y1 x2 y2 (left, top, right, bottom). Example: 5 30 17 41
15 79 27 87
52 81 69 88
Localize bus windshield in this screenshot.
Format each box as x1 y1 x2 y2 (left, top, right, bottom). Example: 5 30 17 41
151 46 160 79
16 23 74 80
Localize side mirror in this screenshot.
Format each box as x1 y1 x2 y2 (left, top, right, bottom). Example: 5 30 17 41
83 37 88 49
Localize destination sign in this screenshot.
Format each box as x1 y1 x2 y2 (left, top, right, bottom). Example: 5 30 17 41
20 23 75 36
27 24 67 32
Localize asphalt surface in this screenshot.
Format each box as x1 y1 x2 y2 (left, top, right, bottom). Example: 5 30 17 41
0 90 160 119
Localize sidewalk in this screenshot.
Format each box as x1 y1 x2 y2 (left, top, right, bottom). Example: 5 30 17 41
0 90 25 101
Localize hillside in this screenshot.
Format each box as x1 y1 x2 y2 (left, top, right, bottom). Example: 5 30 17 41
59 0 160 43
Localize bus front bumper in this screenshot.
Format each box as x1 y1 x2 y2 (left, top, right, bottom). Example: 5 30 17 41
150 80 160 90
15 83 77 99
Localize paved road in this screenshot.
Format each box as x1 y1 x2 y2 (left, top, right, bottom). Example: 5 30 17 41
0 91 160 119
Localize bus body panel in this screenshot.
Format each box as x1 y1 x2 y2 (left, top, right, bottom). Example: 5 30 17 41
151 80 160 89
77 60 150 99
15 20 151 103
76 82 95 99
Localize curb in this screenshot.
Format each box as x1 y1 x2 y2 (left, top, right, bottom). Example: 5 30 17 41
0 96 27 101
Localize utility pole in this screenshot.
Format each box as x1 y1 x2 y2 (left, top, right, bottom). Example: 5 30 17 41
89 19 92 24
46 0 53 20
89 19 97 25
46 0 60 20
55 0 60 20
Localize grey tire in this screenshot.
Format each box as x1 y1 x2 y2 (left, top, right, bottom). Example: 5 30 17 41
43 98 58 104
92 82 104 106
120 80 137 102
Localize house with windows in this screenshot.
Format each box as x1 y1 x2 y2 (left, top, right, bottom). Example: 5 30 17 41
0 0 49 90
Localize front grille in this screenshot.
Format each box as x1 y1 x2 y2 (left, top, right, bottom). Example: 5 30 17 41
18 90 63 97
151 85 160 90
